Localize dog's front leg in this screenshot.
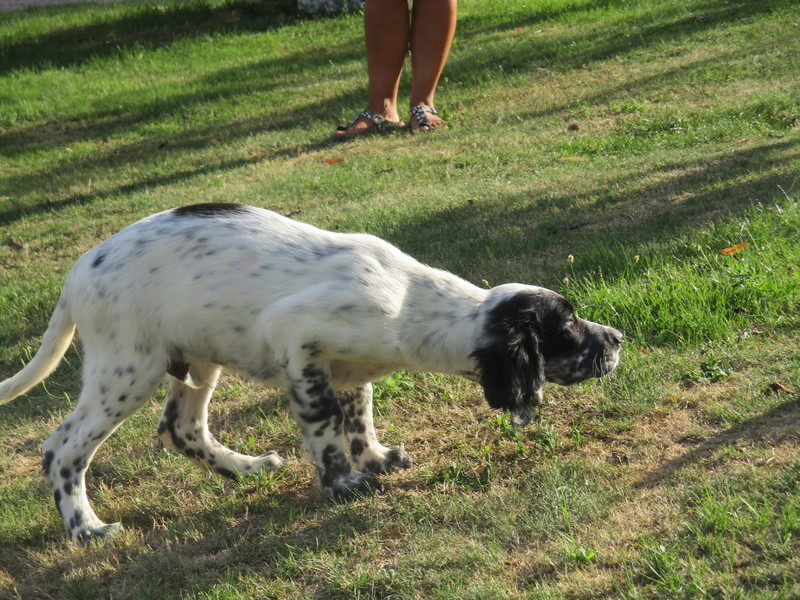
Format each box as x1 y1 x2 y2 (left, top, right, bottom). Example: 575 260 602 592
286 354 381 501
339 384 413 475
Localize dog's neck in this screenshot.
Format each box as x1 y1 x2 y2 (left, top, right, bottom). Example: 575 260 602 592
396 271 490 375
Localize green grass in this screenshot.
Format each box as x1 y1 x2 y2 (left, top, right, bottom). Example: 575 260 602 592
564 199 800 346
1 0 799 598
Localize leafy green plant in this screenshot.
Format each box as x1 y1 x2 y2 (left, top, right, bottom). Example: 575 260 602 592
681 353 731 385
488 414 520 440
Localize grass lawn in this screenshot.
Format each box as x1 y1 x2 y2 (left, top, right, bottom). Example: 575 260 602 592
1 0 799 598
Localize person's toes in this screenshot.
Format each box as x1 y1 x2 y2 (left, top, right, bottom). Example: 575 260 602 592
332 117 375 140
409 106 446 133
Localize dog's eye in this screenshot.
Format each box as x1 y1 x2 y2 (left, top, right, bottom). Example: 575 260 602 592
560 316 581 338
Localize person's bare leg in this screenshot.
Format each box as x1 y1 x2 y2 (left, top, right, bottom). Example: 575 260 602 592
332 0 410 139
409 0 457 131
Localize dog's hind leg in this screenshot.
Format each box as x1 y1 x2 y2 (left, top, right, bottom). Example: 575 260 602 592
43 351 165 542
157 363 286 479
338 384 412 475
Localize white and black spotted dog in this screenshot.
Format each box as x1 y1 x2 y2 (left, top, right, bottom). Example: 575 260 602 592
0 204 622 542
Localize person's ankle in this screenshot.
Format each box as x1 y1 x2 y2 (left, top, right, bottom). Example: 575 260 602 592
367 101 400 123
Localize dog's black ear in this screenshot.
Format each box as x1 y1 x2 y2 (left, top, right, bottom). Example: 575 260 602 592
471 293 544 429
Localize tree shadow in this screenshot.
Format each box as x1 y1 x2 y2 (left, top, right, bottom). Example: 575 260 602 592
0 87 359 226
635 397 800 489
0 481 381 598
376 136 799 285
0 35 364 161
2 0 789 228
0 0 304 75
4 42 793 229
0 24 370 225
450 0 783 84
0 137 333 225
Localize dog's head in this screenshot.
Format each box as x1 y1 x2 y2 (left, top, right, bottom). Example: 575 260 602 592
471 285 621 428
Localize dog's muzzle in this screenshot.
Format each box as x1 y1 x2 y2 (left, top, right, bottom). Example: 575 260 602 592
594 325 622 377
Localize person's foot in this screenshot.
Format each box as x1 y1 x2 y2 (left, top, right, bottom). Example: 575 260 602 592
409 105 447 132
331 109 405 141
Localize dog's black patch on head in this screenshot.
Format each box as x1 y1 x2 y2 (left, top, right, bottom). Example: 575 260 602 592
172 203 249 217
478 289 620 389
529 292 614 384
532 295 581 358
471 292 545 428
92 253 106 268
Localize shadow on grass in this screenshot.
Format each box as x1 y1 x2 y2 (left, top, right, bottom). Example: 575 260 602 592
3 50 795 229
1 0 791 229
0 30 367 225
2 0 784 159
1 471 387 599
0 27 366 158
10 0 764 80
0 146 307 226
0 34 365 161
0 0 304 75
0 126 341 226
636 397 800 488
449 0 785 85
379 136 799 285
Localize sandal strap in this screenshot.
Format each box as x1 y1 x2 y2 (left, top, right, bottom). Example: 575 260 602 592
410 105 440 128
346 109 401 132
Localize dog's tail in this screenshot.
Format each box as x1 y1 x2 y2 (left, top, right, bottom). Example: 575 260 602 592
0 293 76 405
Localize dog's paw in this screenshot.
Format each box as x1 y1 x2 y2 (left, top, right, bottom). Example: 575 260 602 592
74 522 124 544
363 445 413 475
323 472 383 502
255 451 289 470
